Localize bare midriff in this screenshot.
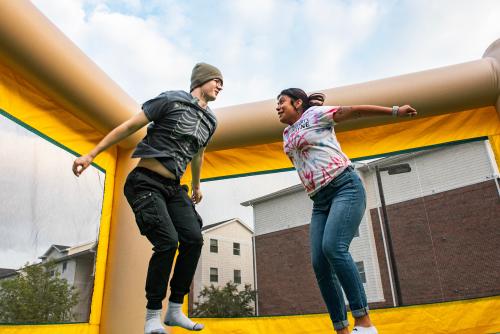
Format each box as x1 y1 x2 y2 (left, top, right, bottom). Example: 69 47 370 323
137 158 176 180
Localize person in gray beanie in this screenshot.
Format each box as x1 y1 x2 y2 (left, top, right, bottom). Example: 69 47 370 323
190 62 223 92
73 62 223 333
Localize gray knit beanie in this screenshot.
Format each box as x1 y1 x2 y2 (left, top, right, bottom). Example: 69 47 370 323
190 62 223 92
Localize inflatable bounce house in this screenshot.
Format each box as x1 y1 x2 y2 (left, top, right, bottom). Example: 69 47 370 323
0 1 499 333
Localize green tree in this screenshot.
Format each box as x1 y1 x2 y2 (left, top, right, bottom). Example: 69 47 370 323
192 281 256 317
0 261 79 323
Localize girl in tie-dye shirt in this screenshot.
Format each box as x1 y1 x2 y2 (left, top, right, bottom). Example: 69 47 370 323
277 88 416 334
283 104 351 196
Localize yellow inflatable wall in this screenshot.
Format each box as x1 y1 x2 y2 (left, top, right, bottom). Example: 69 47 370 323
0 42 115 334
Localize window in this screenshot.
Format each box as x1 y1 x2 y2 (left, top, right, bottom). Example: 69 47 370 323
210 239 218 253
355 261 366 284
210 268 218 282
234 270 241 284
0 113 105 323
233 242 240 255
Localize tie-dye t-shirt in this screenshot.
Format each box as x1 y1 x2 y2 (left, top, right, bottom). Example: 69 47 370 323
283 106 351 196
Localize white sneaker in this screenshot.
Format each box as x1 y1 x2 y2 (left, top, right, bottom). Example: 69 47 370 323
145 317 167 334
351 326 378 334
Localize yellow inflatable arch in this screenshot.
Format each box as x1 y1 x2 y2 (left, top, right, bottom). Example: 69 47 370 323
0 1 499 333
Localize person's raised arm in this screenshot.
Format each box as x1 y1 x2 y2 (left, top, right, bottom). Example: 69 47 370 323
72 111 150 176
333 105 416 123
190 147 205 204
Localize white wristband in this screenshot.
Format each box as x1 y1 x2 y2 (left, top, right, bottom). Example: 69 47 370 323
392 106 399 117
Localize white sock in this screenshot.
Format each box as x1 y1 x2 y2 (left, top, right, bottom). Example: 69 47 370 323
351 326 378 334
164 301 204 331
145 309 166 334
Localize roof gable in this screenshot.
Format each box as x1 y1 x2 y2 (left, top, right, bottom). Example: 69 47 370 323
201 218 253 234
39 244 70 260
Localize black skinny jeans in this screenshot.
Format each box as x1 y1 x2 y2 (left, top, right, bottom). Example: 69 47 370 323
124 167 203 310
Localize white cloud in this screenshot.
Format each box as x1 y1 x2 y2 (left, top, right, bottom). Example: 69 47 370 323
32 0 194 102
82 8 194 101
299 0 382 90
30 0 500 107
345 0 500 84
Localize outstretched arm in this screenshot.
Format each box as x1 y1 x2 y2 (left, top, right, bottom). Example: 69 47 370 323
72 111 150 176
190 147 205 204
333 105 417 123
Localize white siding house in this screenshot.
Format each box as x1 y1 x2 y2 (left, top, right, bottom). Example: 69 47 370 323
192 218 255 304
38 242 96 321
359 140 499 209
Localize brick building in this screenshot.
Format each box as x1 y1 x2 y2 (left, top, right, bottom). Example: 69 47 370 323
242 140 500 316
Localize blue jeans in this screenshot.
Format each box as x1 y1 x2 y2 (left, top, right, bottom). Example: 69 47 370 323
310 166 369 331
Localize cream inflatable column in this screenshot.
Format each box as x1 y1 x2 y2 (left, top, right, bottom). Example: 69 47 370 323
483 39 500 116
0 0 143 148
209 41 500 151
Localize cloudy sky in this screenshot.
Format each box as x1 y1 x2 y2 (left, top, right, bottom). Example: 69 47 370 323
32 0 500 109
25 0 500 227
